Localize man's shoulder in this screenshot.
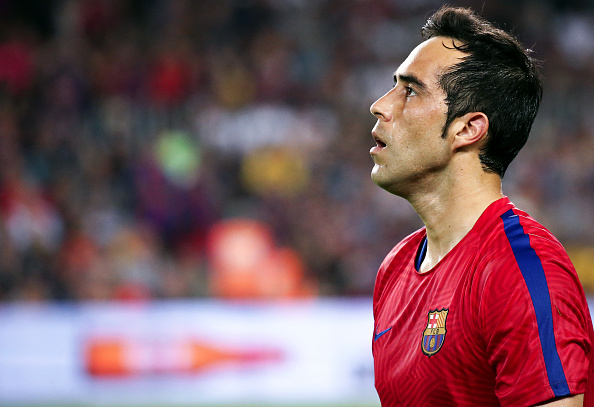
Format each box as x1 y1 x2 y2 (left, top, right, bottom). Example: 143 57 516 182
495 205 567 257
475 204 575 287
475 199 565 254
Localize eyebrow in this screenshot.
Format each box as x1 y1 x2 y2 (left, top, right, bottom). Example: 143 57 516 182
393 73 427 90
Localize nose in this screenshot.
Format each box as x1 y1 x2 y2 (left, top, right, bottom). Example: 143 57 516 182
370 91 392 122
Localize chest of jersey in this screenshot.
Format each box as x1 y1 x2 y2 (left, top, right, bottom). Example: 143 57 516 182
372 241 499 406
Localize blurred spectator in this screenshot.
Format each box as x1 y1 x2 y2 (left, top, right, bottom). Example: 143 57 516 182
0 0 594 302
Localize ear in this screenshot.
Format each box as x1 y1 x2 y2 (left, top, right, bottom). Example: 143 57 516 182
450 112 489 151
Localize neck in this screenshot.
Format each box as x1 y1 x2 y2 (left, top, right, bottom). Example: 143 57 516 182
409 170 503 273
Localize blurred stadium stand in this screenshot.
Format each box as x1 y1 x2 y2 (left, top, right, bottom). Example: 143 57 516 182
0 0 593 300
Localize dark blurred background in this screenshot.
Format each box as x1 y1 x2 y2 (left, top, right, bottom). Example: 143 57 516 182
1 0 594 303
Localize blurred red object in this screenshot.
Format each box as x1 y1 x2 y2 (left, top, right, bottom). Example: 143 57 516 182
207 219 316 299
148 49 193 106
85 336 283 377
0 40 33 96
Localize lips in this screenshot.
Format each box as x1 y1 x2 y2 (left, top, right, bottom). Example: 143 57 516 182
371 132 387 152
374 136 386 148
370 132 387 157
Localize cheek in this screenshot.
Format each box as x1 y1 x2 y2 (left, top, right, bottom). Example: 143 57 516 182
413 108 447 140
411 96 447 120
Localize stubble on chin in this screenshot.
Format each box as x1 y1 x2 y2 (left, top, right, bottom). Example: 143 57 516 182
371 165 402 196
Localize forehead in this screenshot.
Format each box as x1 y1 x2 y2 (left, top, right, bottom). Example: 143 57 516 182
396 36 467 89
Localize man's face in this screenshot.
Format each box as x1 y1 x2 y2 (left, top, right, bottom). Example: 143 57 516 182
369 36 467 197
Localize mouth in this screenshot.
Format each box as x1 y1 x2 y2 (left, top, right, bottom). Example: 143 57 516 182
372 132 387 148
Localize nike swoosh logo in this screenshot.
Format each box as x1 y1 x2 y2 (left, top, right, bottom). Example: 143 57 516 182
374 326 392 342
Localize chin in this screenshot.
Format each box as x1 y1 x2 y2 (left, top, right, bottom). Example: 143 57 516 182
370 166 384 185
371 170 392 190
371 171 407 197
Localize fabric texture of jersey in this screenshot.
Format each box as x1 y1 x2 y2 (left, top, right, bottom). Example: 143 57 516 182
373 197 593 406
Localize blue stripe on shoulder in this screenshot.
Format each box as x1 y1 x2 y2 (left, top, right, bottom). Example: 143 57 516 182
500 209 570 397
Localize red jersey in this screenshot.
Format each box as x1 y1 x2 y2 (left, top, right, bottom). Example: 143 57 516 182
373 197 593 406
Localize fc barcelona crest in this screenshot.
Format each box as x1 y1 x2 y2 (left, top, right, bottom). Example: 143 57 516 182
421 308 449 356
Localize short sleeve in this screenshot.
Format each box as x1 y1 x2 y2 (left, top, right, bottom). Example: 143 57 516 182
479 251 591 407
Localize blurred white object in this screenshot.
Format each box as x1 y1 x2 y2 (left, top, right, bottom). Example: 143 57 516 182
0 299 378 406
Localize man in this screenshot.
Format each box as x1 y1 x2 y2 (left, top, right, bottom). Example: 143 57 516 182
369 6 593 406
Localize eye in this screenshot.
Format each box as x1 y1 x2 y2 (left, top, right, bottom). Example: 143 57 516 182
405 86 417 97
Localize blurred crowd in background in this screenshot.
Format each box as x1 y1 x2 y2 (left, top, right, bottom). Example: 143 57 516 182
1 0 594 302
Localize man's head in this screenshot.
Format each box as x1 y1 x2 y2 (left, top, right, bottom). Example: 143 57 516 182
369 36 468 196
421 6 543 177
369 6 542 196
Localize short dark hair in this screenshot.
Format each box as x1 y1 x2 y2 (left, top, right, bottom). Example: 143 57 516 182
421 6 543 177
